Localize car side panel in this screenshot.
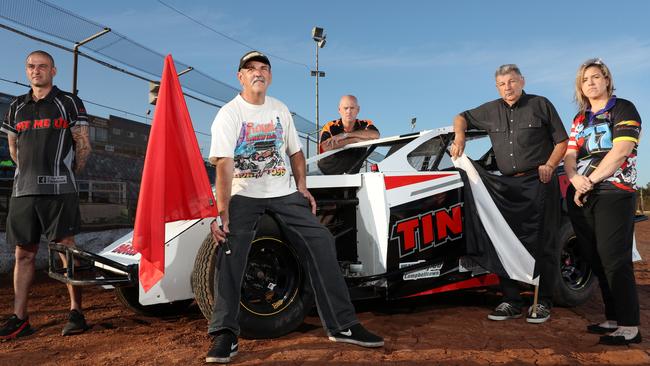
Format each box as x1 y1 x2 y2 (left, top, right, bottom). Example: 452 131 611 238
356 173 390 275
382 172 468 298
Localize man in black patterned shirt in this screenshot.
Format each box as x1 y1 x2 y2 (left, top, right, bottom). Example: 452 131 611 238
0 50 92 339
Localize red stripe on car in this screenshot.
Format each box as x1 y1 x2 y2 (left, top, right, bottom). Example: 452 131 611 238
403 274 500 298
384 173 456 190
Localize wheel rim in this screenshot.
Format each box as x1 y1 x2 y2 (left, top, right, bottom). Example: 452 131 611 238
240 237 301 316
560 235 592 290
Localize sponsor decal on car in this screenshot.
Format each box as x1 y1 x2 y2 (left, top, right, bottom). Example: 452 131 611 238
399 260 444 280
390 203 463 258
111 242 138 256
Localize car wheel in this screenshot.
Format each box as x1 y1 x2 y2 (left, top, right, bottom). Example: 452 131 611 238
191 215 313 339
552 220 597 307
115 284 193 317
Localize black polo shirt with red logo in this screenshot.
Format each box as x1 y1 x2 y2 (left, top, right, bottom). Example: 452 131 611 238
1 86 88 196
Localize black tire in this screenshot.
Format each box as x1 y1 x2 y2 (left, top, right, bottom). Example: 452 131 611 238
191 215 313 339
192 233 218 323
115 284 193 317
552 220 597 307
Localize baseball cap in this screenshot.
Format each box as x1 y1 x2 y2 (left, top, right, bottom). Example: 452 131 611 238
238 51 271 71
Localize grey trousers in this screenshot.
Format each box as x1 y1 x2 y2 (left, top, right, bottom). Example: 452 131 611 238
208 191 359 335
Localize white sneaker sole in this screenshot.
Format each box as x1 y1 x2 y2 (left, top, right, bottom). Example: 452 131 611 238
526 316 550 324
61 324 90 336
206 351 238 363
487 313 522 321
328 336 384 348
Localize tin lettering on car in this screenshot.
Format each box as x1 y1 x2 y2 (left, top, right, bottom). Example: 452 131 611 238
390 203 463 258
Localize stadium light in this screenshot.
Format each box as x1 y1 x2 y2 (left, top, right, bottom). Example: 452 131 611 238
310 26 326 146
148 81 160 105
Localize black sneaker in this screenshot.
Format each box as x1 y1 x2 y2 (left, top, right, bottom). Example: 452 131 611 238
328 324 384 348
526 304 550 324
487 302 522 321
61 310 90 336
0 315 33 340
599 328 642 345
206 330 238 363
587 323 617 334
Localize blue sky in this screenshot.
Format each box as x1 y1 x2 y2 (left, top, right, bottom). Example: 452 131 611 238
1 0 649 186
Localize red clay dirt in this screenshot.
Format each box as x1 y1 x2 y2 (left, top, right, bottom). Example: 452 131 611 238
1 220 650 365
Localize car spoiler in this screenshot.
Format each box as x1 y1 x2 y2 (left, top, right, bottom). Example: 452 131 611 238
48 243 138 287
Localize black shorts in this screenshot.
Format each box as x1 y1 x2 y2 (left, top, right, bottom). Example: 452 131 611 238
6 193 81 246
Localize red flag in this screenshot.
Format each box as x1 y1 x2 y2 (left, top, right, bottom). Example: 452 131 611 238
133 55 217 292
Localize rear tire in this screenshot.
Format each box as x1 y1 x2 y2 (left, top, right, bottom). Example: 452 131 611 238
191 215 313 339
552 220 597 307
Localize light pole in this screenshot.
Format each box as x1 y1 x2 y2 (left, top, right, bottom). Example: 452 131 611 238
311 27 326 147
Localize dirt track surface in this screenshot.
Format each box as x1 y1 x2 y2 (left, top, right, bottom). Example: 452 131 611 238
2 221 650 365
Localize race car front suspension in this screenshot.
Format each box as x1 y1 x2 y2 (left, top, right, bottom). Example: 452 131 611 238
48 242 137 287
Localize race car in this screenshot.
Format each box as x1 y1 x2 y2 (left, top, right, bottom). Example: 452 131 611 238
49 127 604 339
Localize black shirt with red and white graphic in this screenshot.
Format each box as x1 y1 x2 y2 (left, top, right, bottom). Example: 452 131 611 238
567 96 641 192
1 86 88 196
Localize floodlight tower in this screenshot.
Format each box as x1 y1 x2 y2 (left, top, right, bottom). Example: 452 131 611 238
311 27 326 146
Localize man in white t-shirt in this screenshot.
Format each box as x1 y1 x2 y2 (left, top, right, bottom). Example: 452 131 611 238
205 51 383 364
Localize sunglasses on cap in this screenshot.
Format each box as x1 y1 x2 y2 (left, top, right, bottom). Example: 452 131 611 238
582 58 604 67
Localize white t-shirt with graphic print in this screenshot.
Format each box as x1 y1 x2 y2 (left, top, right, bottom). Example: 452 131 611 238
209 94 302 198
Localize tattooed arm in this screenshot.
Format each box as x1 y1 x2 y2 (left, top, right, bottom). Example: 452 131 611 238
71 125 92 173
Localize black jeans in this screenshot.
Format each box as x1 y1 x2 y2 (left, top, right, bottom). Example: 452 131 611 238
500 174 561 309
567 187 639 326
208 192 359 335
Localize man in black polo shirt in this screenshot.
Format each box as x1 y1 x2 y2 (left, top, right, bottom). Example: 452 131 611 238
318 95 379 174
0 50 92 339
451 64 568 324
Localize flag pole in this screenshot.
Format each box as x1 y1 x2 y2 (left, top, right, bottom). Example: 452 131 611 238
531 283 540 318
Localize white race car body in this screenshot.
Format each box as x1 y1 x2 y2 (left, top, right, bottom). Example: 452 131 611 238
97 127 496 305
98 219 211 305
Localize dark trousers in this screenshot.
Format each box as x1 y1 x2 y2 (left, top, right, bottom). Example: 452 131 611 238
567 187 639 326
499 174 561 308
208 192 359 335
